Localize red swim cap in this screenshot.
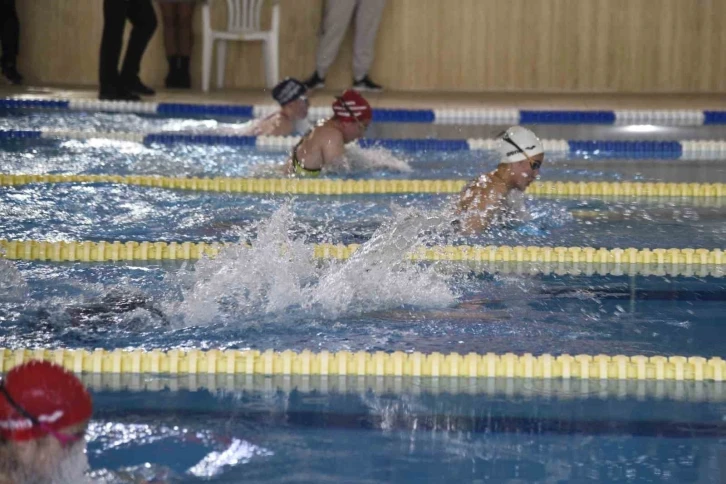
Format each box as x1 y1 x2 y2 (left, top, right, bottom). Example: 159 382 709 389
0 361 93 441
332 89 372 123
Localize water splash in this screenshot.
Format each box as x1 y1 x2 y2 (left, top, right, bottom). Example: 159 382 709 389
188 438 273 478
249 144 412 177
335 144 413 173
0 258 28 301
164 203 457 327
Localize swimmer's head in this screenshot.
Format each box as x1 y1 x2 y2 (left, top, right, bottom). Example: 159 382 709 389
272 77 309 120
496 126 544 190
332 89 372 141
496 126 544 163
0 360 92 443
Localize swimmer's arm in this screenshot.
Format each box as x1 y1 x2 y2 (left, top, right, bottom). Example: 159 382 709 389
264 116 293 136
253 113 293 137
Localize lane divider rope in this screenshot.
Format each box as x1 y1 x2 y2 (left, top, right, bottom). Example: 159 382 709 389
2 174 724 199
78 373 726 401
3 97 725 126
0 348 724 380
1 239 724 265
4 128 726 159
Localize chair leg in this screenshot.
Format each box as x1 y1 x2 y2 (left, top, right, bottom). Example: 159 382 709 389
202 33 213 92
216 40 227 90
263 37 279 88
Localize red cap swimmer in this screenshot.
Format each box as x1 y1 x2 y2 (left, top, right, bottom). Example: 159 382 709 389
332 89 372 124
0 361 92 443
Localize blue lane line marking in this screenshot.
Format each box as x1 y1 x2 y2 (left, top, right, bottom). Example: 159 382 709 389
143 133 257 146
358 138 470 151
520 110 617 125
0 129 43 139
0 99 70 110
156 103 254 117
6 97 726 125
568 140 683 159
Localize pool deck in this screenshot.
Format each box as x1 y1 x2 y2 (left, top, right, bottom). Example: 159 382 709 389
3 84 726 110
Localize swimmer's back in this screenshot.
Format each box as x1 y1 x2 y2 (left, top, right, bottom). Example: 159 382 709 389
292 123 345 172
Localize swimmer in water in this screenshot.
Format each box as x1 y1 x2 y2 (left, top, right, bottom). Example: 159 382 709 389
284 89 372 176
33 288 170 330
455 126 545 232
0 361 93 484
65 289 170 326
253 77 311 137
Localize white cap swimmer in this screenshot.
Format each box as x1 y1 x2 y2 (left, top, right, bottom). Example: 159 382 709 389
496 126 544 163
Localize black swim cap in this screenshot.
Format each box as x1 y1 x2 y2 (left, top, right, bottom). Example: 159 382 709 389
272 78 307 106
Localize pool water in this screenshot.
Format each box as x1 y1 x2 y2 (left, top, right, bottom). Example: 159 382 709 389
0 109 725 482
85 378 726 483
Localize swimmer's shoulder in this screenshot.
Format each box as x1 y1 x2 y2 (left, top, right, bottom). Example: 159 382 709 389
314 121 342 139
462 173 505 199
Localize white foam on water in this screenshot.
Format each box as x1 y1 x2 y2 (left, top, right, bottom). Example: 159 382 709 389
330 144 413 174
164 203 457 327
188 438 273 478
250 144 412 177
0 258 28 301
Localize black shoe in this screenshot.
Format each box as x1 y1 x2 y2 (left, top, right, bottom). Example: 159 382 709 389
2 65 22 85
177 69 191 89
123 76 155 96
353 75 383 92
98 86 141 101
165 70 181 89
165 55 181 88
178 56 191 89
304 71 325 89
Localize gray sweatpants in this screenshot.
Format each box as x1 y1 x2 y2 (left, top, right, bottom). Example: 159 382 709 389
315 0 386 81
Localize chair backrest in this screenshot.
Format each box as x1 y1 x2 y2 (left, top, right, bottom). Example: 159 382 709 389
226 0 266 32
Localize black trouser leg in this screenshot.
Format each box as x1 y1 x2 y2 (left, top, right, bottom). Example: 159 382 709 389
0 0 19 68
120 0 157 82
99 0 129 91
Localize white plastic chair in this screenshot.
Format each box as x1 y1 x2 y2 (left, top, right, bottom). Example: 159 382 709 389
201 0 280 91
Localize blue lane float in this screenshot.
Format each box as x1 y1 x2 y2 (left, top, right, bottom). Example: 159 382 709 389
370 108 435 123
358 138 470 151
0 129 43 139
0 99 70 110
568 140 683 159
155 103 254 117
703 111 726 125
15 128 713 159
2 97 724 125
143 133 257 146
520 110 616 125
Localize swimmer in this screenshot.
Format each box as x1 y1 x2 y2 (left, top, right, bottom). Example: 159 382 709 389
0 361 93 484
253 77 311 137
455 126 545 232
284 89 372 176
64 289 169 327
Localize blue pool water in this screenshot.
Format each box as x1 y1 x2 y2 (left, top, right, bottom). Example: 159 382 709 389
83 378 726 483
0 109 725 481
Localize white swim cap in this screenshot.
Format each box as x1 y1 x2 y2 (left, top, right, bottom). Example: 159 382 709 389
496 126 544 163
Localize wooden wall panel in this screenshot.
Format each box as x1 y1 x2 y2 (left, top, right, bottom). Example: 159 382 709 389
13 0 726 93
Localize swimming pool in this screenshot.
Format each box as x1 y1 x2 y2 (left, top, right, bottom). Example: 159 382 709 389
1 103 725 482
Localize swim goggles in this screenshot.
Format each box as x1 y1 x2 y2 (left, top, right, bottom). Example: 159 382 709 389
0 379 85 447
500 131 543 171
335 96 369 133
